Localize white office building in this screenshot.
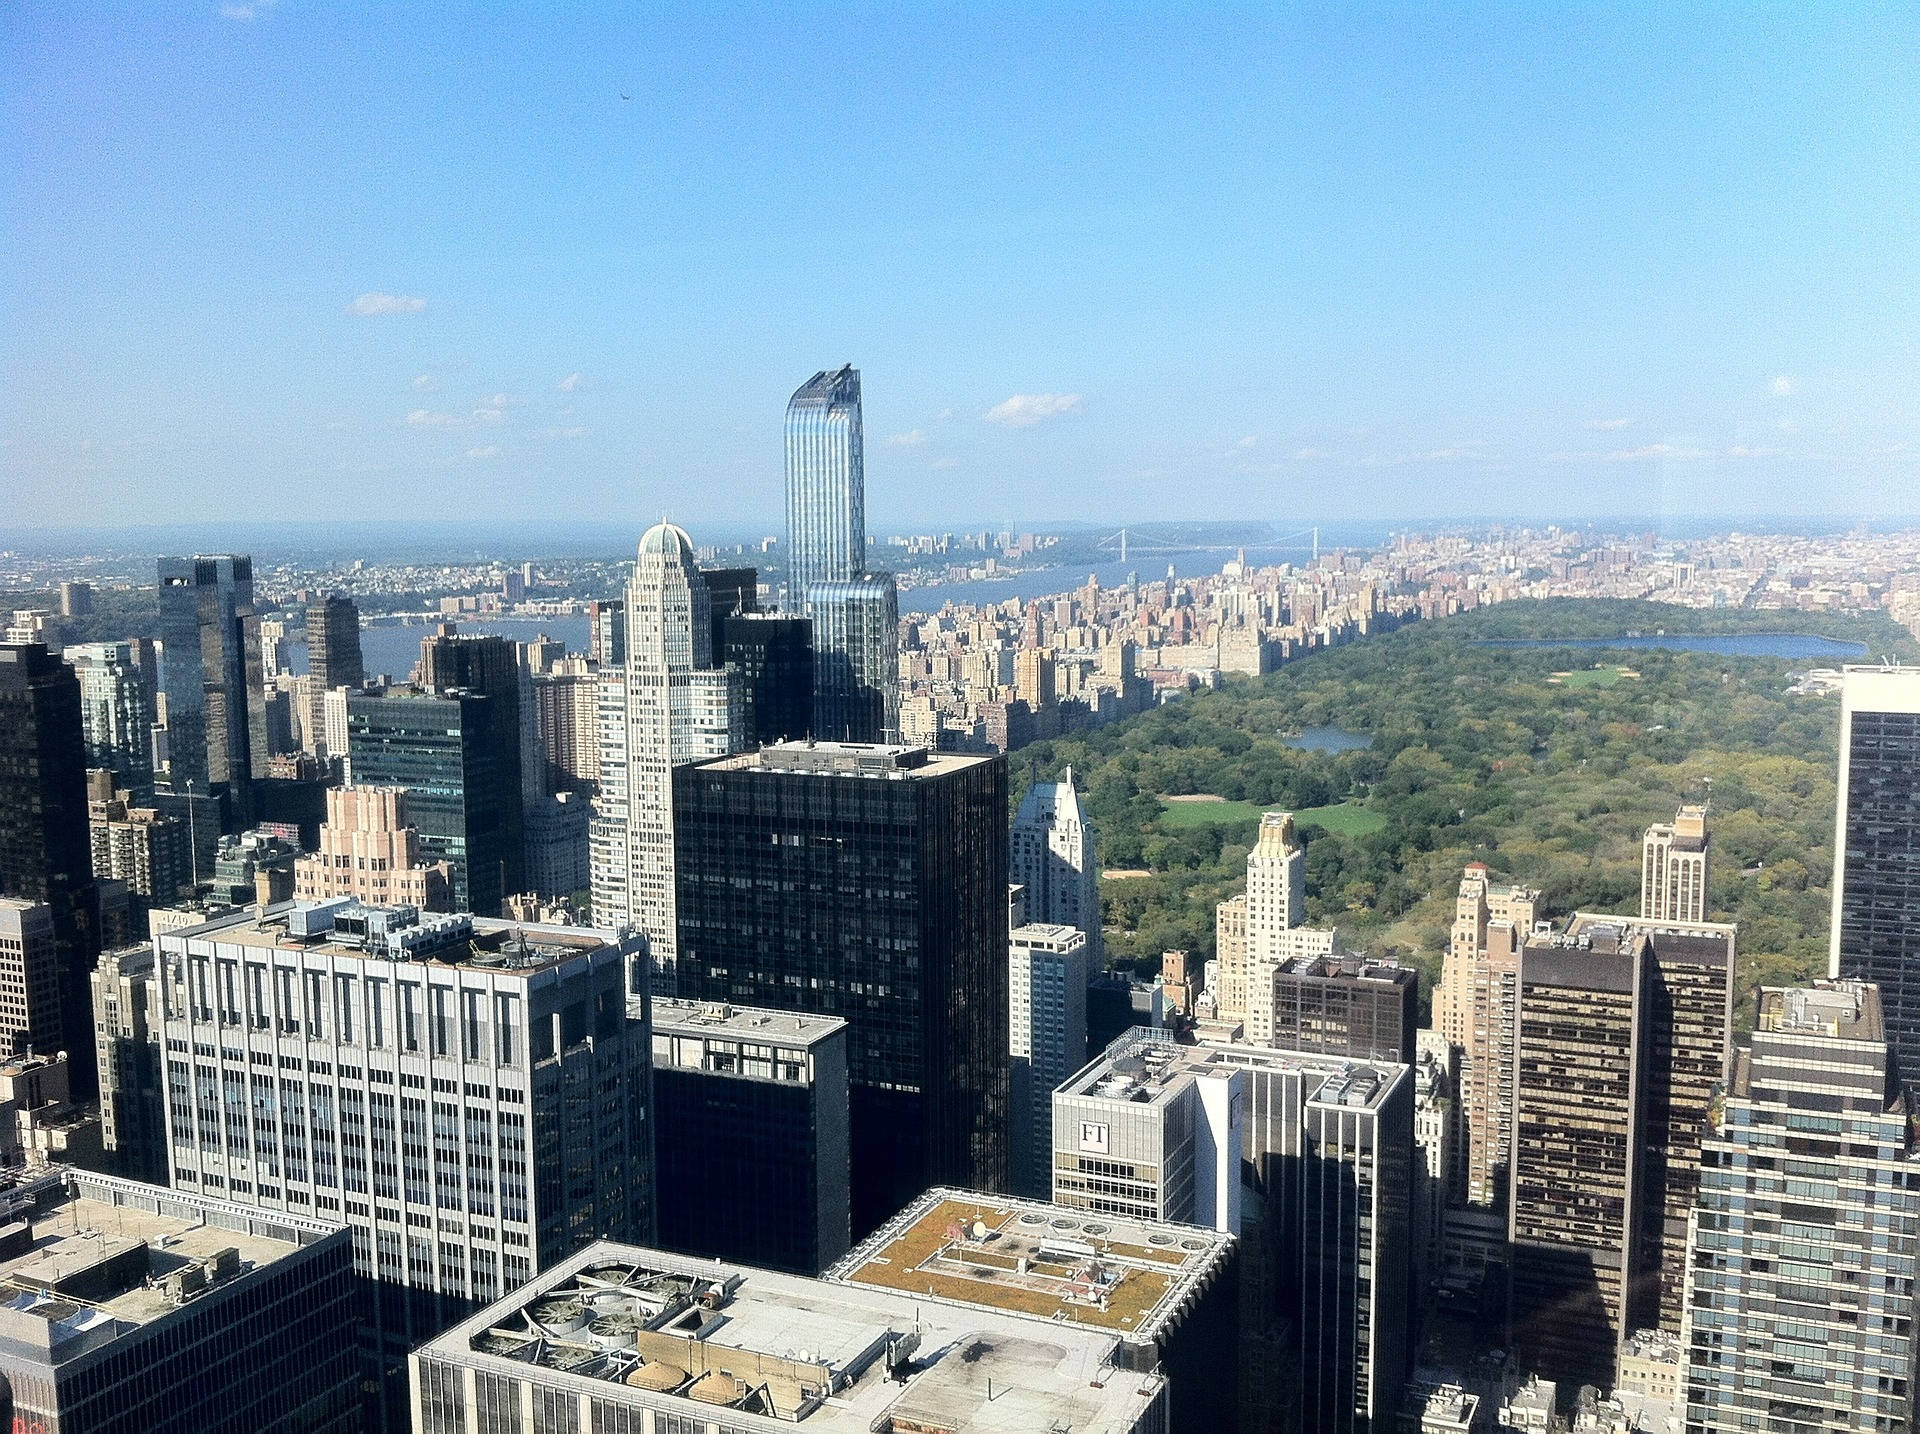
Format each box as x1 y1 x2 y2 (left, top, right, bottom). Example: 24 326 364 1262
1009 767 1104 962
1008 922 1090 1198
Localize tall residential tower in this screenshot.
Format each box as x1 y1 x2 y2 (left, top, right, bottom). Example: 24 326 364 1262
1009 766 1103 962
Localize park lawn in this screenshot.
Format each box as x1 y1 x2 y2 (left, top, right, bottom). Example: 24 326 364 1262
1295 801 1387 836
1156 797 1265 827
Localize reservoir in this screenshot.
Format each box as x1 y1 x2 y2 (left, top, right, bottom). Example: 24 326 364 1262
1284 726 1374 754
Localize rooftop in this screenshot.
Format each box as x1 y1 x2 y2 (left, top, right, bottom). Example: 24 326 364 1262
155 898 630 977
1060 1027 1407 1116
650 998 846 1049
1756 980 1883 1043
0 1171 335 1366
830 1187 1232 1347
699 740 992 780
1559 912 1736 964
426 1238 1164 1433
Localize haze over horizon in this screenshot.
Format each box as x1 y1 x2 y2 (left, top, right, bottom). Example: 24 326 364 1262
7 6 1920 530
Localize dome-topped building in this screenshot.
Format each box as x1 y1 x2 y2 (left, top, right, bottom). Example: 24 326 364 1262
637 519 695 561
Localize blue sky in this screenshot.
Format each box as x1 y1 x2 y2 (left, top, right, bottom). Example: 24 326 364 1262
5 4 1919 534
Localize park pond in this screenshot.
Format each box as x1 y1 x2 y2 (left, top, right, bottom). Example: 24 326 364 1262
1283 725 1374 754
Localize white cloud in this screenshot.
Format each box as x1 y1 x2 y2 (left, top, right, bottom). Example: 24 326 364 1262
1726 445 1783 459
1292 447 1329 461
540 426 589 440
466 446 502 460
1770 375 1795 397
1609 443 1709 461
1584 417 1632 431
1236 435 1258 449
555 372 583 392
985 393 1082 428
469 407 505 426
930 457 960 470
887 429 928 447
220 0 276 19
485 393 520 407
410 374 435 392
348 292 427 316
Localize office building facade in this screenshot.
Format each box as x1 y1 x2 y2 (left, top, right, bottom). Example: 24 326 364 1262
304 594 364 760
92 942 168 1184
1683 981 1920 1432
1009 766 1104 963
87 774 193 916
587 521 737 974
156 555 266 825
807 574 900 743
650 998 850 1274
1830 664 1920 1105
1264 952 1418 1061
1641 803 1710 923
0 642 100 1094
0 1168 361 1434
66 639 158 796
1007 922 1090 1198
675 742 1009 1235
347 688 523 916
720 612 813 747
293 784 454 911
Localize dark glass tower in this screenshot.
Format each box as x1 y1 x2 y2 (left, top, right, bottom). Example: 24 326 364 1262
157 554 266 828
674 741 1009 1236
699 566 759 655
783 366 865 599
345 689 524 916
305 594 364 760
721 613 814 747
1832 666 1920 1103
0 643 100 1094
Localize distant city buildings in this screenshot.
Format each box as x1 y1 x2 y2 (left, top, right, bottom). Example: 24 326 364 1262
675 741 1009 1235
156 554 266 827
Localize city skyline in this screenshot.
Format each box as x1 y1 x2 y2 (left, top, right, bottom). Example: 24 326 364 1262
8 9 1920 528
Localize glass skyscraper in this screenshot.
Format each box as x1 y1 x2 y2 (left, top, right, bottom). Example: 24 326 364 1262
157 553 267 827
1831 665 1920 1105
784 365 866 598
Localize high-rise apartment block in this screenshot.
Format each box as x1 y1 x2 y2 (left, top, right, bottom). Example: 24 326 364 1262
0 1168 362 1434
92 941 168 1184
588 521 738 973
650 997 850 1274
157 555 266 825
675 741 1009 1235
785 367 901 743
1053 1029 1411 1434
1641 803 1710 923
66 639 158 795
304 594 364 760
1432 862 1540 1208
1683 981 1920 1432
87 773 193 916
347 687 523 916
411 1193 1231 1434
0 899 65 1061
1009 767 1104 962
530 666 600 794
1008 922 1091 1198
1830 664 1920 1104
293 785 454 911
1216 813 1337 1044
0 643 100 1093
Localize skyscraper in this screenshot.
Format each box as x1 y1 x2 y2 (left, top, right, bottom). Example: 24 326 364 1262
92 941 167 1184
66 639 158 796
292 785 454 910
157 554 267 826
1641 803 1709 923
650 997 851 1274
304 594 364 761
785 366 901 743
1007 922 1090 1198
1238 813 1336 1045
784 365 866 600
675 741 1009 1234
1830 664 1920 1103
588 521 737 977
0 643 99 1093
720 612 813 747
1683 981 1920 1432
1263 952 1418 1061
346 688 523 916
1009 766 1104 962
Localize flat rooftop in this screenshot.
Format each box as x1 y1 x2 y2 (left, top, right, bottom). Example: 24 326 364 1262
425 1240 1165 1433
1060 1028 1408 1115
830 1187 1232 1346
651 998 846 1049
696 740 992 780
1561 912 1736 963
0 1177 321 1363
157 899 627 977
1757 981 1883 1043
